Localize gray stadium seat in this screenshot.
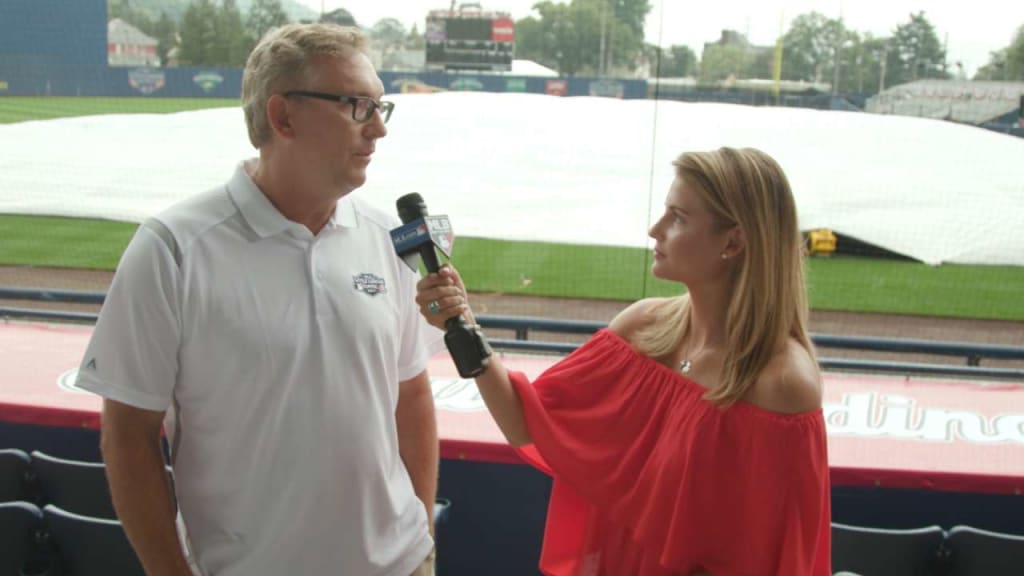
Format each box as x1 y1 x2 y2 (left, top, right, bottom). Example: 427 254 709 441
434 498 451 574
43 504 144 576
30 450 117 519
0 500 44 576
0 448 33 503
832 522 945 576
946 524 1024 575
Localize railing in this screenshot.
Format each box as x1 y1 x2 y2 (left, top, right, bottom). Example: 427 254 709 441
2 288 1023 381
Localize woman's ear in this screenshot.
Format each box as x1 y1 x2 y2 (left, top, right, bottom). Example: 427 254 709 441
722 225 746 259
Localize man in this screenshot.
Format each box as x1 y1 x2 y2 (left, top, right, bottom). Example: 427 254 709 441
76 23 440 576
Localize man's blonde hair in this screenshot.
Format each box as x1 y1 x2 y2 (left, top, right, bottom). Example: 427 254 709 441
242 23 368 147
635 147 814 405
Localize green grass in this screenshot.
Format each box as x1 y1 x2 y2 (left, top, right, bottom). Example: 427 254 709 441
1 97 1021 321
0 215 138 269
0 96 238 124
1 215 1022 321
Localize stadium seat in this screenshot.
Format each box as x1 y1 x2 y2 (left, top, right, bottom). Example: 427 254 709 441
946 524 1024 575
0 448 33 502
831 522 946 576
30 450 117 520
43 504 144 576
0 501 45 576
434 498 452 575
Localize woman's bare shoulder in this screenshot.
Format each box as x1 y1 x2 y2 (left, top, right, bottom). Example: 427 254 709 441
608 297 671 341
747 339 822 414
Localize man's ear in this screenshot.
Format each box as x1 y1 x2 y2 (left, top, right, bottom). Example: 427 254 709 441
723 225 746 259
266 94 296 140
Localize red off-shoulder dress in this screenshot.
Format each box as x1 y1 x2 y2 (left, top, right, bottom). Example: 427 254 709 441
510 329 831 576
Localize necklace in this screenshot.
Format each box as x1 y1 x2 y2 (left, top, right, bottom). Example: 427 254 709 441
679 359 692 374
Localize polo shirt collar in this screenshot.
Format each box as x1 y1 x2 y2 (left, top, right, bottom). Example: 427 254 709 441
228 160 359 238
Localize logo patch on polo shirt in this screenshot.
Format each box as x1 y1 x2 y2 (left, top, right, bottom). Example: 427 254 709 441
353 273 386 296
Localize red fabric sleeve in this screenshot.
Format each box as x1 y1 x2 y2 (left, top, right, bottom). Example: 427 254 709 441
511 329 832 576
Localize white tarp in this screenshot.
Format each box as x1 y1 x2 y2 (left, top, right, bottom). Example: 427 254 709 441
1 92 1022 265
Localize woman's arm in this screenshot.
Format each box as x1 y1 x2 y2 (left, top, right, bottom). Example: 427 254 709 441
416 265 531 446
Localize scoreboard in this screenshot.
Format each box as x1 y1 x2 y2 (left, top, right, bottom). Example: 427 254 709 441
425 9 514 72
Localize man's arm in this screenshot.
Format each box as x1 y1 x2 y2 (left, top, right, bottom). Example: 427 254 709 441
101 398 192 576
395 369 439 537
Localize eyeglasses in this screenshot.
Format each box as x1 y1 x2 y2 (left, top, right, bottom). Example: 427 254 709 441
284 90 395 124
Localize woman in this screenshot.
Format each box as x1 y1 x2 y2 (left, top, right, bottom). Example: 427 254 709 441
418 147 831 575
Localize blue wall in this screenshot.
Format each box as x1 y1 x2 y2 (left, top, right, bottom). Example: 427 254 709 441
0 0 107 95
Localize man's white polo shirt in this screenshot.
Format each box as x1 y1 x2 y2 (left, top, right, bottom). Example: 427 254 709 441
77 161 439 576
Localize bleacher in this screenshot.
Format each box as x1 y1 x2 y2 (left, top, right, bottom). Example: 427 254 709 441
4 444 1022 574
0 448 452 575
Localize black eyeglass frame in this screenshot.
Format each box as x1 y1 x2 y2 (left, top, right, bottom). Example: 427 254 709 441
284 90 395 123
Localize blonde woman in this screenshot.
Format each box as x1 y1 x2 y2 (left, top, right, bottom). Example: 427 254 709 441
418 147 831 575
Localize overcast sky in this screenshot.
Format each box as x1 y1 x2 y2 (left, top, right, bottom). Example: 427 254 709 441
298 0 1022 76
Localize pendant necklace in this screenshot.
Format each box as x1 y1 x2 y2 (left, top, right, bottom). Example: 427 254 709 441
678 359 692 374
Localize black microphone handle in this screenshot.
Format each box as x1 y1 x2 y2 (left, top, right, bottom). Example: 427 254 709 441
417 242 443 275
416 243 461 332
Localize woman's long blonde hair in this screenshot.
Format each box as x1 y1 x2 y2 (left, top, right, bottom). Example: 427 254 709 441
635 147 814 405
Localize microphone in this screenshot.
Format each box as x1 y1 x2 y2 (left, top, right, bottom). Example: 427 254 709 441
392 193 492 378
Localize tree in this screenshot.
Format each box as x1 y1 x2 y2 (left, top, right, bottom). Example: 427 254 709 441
699 44 750 83
247 0 290 47
152 12 178 65
781 12 843 84
178 0 219 66
109 0 155 31
1008 25 1024 80
890 11 947 83
653 44 696 77
844 34 889 94
609 0 651 39
320 7 356 27
513 0 647 76
215 0 248 66
406 23 425 50
976 25 1024 81
370 18 407 46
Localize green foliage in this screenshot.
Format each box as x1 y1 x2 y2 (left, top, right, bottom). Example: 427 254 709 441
699 45 751 83
371 18 407 45
245 0 290 48
1008 25 1024 80
843 34 889 94
216 0 250 66
514 0 651 76
177 0 220 66
406 23 425 50
651 44 697 78
781 12 844 84
175 0 290 66
975 25 1024 81
890 11 948 83
320 7 356 27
